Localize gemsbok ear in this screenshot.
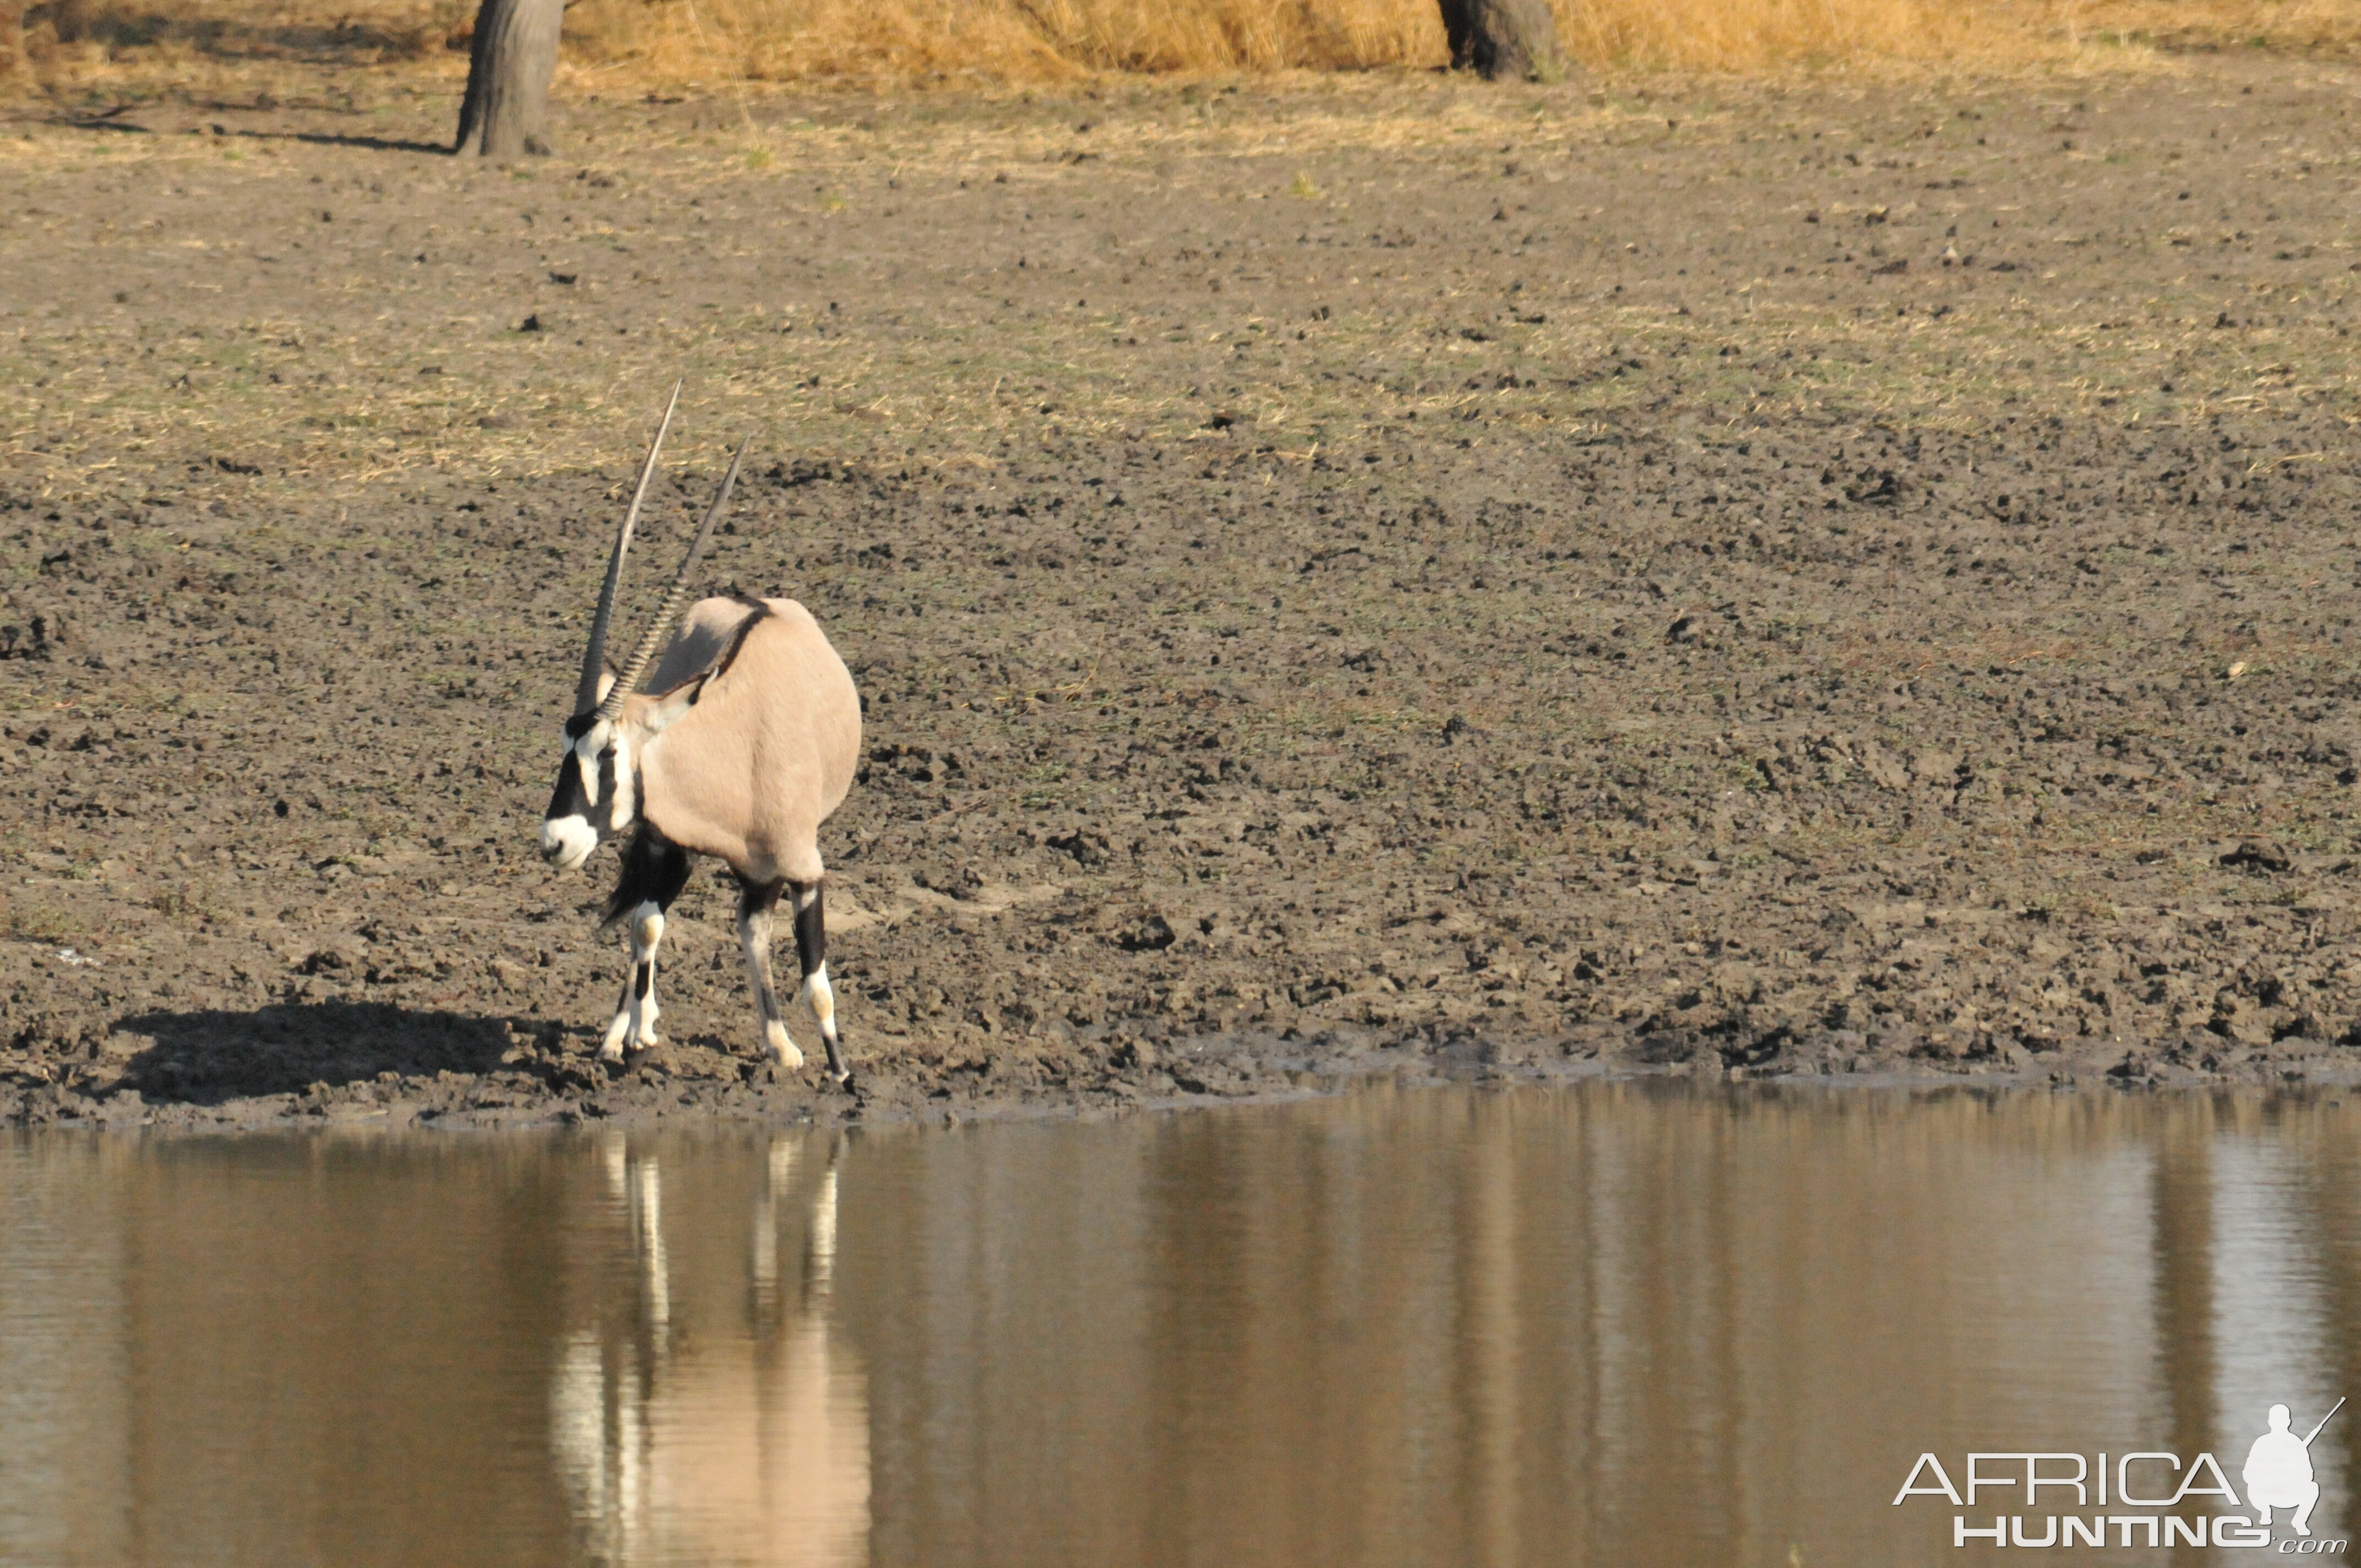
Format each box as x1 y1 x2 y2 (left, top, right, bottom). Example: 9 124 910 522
638 677 706 737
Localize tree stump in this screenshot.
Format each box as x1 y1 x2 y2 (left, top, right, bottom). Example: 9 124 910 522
453 0 564 158
1437 0 1564 83
0 1 30 88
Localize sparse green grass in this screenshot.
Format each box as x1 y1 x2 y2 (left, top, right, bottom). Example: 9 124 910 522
6 901 97 945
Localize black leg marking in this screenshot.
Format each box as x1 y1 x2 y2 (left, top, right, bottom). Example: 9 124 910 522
736 874 800 1068
793 882 826 978
600 829 692 1060
607 829 692 926
737 875 787 922
791 882 848 1086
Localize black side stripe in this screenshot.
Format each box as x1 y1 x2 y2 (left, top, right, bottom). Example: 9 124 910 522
708 602 773 684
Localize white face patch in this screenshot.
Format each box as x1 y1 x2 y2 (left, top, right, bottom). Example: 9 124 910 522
607 730 635 834
573 730 603 807
541 814 596 872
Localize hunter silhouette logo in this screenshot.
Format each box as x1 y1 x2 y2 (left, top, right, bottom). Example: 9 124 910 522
2247 1400 2343 1539
1894 1398 2347 1550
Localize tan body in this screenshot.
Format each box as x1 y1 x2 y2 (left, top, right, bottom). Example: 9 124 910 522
627 596 861 887
544 593 863 1078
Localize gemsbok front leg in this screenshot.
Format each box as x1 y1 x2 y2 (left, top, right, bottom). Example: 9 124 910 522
603 829 691 1062
737 875 803 1070
791 881 849 1085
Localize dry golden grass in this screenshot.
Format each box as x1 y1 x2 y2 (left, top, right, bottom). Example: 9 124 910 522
3 0 459 98
551 0 2361 80
4 0 2355 101
563 0 1436 81
2064 0 2361 55
559 0 2044 83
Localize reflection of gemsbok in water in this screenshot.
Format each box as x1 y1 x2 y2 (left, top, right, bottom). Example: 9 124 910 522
549 1134 869 1567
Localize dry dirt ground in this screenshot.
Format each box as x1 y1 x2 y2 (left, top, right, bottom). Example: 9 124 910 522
7 58 2361 1129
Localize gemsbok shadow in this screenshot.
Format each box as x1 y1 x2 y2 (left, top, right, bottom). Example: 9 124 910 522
115 1000 514 1103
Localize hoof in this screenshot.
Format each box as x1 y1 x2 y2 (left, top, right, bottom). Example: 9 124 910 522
768 1041 807 1070
597 1044 627 1065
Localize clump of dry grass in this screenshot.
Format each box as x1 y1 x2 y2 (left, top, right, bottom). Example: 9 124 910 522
1562 0 1996 72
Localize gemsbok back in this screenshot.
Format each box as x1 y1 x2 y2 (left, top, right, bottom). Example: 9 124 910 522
538 389 862 1084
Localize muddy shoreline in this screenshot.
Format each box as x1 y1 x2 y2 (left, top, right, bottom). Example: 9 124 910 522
18 1037 2360 1138
9 63 2361 1130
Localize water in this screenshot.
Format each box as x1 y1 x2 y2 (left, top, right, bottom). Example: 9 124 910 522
3 1082 2356 1566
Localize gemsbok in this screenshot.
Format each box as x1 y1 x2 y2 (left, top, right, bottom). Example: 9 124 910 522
538 388 862 1083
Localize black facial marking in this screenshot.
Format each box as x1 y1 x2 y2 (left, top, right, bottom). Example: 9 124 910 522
548 739 629 846
545 758 588 828
596 750 619 823
564 711 599 741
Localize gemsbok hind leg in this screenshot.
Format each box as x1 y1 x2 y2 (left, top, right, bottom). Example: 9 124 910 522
736 875 804 1069
790 881 848 1084
603 830 691 1062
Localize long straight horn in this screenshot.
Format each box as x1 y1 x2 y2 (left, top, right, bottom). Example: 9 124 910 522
572 382 682 717
595 434 752 723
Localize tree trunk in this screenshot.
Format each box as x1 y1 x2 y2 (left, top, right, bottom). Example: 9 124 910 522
453 0 564 159
1437 0 1564 82
0 0 31 88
